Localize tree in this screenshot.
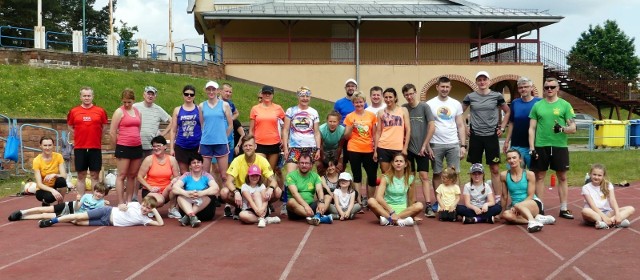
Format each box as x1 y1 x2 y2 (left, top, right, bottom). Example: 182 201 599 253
0 0 119 53
568 20 640 80
115 20 138 57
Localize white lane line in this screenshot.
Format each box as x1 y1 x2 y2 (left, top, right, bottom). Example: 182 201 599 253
572 266 594 280
126 216 222 280
370 225 504 279
414 225 427 253
0 227 103 271
0 197 23 204
425 259 439 280
518 226 564 260
279 226 314 280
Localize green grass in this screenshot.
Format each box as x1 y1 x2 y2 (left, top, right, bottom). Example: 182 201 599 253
0 173 29 198
0 64 335 122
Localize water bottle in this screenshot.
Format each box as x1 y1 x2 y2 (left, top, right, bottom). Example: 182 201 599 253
584 173 591 184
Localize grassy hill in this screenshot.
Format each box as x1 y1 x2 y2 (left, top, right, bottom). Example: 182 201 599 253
0 64 335 122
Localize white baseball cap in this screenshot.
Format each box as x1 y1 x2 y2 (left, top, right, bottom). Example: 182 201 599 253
338 172 353 181
345 78 358 87
205 81 219 89
475 71 490 79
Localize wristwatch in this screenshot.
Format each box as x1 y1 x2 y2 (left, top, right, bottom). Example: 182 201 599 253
500 127 506 132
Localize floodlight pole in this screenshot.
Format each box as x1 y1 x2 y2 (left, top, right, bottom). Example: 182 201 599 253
82 0 86 53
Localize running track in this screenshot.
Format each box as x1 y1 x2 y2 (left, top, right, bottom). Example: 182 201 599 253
1 183 638 279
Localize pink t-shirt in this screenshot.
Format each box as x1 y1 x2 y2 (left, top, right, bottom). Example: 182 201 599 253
116 106 142 147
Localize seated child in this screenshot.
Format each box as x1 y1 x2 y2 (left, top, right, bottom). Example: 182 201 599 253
456 164 503 224
8 183 109 221
581 163 635 229
238 165 281 228
327 172 361 220
436 167 460 222
38 196 163 228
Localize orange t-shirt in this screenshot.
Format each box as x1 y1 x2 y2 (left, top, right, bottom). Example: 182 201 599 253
344 111 377 153
378 108 406 150
250 104 285 145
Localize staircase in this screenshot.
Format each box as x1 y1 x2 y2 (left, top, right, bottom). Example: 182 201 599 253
539 42 640 119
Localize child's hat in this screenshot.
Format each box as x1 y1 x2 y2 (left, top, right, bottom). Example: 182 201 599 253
248 164 261 176
469 163 484 173
338 172 353 181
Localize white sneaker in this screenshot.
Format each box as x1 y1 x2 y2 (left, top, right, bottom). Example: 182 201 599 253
257 218 266 228
535 214 556 225
397 217 415 227
596 221 610 229
527 221 543 233
167 207 181 219
265 216 281 224
616 219 630 228
379 216 390 226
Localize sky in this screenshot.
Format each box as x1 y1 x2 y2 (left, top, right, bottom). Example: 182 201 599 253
95 0 640 55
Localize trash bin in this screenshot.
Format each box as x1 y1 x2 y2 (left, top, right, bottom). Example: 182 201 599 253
630 119 640 147
593 120 628 148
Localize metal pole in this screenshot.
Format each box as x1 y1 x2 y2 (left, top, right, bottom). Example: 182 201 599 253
37 0 42 27
109 0 113 35
82 0 86 53
169 0 173 46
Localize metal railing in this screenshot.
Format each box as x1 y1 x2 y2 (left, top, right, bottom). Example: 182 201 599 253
19 124 59 173
0 26 34 48
45 30 73 51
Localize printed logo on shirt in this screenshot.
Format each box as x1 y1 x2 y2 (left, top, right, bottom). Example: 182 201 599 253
436 106 453 121
83 116 92 122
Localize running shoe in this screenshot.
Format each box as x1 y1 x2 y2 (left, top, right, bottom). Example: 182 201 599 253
379 216 390 226
463 216 477 224
397 217 415 227
179 215 190 227
167 207 182 219
559 210 574 219
535 214 556 225
257 218 266 228
8 210 22 221
527 221 543 233
39 219 54 228
265 216 281 224
306 216 320 226
616 219 630 228
190 216 201 228
224 205 232 217
595 221 610 229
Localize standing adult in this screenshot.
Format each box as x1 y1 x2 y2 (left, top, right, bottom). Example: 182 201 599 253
426 77 466 196
109 88 143 206
67 86 108 195
249 85 285 176
32 136 68 206
401 83 436 217
169 85 202 174
220 83 240 164
502 77 541 168
365 86 386 115
344 92 378 207
374 87 410 173
282 86 321 173
462 71 510 201
199 81 233 185
528 77 577 219
333 78 360 125
133 86 172 159
224 135 281 219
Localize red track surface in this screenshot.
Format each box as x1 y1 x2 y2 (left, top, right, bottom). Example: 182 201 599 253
1 183 638 279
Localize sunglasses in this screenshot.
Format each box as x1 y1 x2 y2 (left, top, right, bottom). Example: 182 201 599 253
543 86 557 90
183 92 195 97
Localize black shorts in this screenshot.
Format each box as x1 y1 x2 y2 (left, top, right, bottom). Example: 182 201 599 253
467 133 501 165
174 145 200 165
533 197 545 215
74 149 102 172
531 146 570 172
407 151 430 172
53 201 75 216
115 145 143 159
376 148 400 163
287 201 318 220
256 143 281 155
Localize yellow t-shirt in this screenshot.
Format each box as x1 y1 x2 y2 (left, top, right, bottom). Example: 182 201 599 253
227 154 275 187
32 152 64 188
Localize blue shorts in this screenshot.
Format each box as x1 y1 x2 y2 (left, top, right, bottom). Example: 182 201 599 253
200 144 230 158
87 207 113 226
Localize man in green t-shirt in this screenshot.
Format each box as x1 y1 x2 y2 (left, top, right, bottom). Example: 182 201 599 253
286 154 333 225
528 77 577 219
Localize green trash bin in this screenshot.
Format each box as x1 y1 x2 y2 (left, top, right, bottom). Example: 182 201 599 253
593 120 628 148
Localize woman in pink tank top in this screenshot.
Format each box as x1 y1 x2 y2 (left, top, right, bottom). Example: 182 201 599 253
109 89 143 206
374 88 411 173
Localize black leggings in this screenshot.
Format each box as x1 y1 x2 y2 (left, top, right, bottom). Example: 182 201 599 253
348 151 378 187
35 177 67 204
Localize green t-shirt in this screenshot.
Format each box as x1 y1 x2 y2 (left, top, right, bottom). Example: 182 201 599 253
319 123 345 151
383 174 414 206
529 98 575 147
286 170 322 204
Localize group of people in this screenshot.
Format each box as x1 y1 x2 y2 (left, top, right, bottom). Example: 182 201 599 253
7 72 635 231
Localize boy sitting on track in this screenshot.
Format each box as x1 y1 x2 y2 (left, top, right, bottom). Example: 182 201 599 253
8 183 109 222
38 196 163 228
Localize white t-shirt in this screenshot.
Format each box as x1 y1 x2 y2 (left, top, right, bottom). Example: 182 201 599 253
426 96 463 144
581 182 613 212
112 202 153 227
241 183 266 210
333 188 355 210
463 182 493 208
285 106 319 148
365 103 386 115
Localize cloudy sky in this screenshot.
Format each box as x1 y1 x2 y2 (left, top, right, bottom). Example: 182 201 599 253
96 0 639 54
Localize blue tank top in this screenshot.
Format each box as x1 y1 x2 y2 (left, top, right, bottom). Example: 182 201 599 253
175 106 202 149
201 99 228 145
506 171 537 205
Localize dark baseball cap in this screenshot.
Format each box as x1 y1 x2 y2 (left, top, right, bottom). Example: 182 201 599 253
261 85 274 94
